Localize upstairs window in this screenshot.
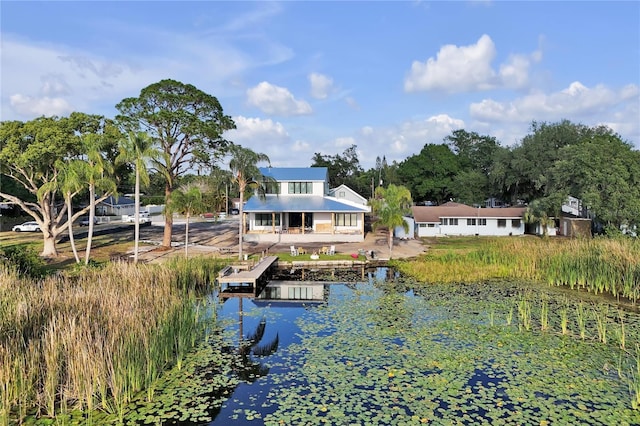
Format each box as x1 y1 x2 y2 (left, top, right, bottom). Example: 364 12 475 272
263 182 280 194
288 182 312 194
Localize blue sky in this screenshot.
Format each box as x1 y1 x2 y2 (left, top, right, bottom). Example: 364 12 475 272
2 1 638 170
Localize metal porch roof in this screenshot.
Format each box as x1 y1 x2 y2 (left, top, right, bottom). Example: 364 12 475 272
243 195 369 213
259 167 328 182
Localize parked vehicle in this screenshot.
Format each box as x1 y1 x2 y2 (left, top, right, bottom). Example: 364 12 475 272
12 221 41 232
230 208 240 215
122 213 151 224
79 216 99 226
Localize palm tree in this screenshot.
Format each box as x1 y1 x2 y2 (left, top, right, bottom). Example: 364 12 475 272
116 132 158 263
83 135 116 265
228 145 271 260
370 184 413 258
524 200 555 238
56 159 86 263
168 183 208 257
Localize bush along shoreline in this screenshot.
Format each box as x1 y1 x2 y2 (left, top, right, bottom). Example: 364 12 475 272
0 257 225 425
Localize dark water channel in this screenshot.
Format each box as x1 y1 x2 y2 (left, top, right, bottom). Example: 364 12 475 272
205 267 640 425
208 267 389 425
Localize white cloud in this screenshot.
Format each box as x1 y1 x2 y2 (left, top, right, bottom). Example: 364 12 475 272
224 115 311 167
247 81 313 116
10 94 73 116
226 115 290 141
0 36 171 119
354 114 466 168
309 72 334 99
345 96 359 110
404 34 540 93
335 136 356 148
40 74 72 96
470 81 639 123
0 24 289 121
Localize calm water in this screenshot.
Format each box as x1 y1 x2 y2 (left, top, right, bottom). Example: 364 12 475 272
206 268 640 425
209 282 351 425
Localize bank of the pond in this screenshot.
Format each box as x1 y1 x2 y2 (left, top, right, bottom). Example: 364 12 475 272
393 237 640 303
0 257 224 425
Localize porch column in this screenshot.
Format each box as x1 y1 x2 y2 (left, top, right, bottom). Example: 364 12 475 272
360 213 364 235
301 212 305 234
331 213 335 235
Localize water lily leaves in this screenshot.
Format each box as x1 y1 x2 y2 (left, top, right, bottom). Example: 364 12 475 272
258 282 640 425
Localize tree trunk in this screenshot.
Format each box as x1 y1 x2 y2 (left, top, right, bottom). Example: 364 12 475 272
185 213 190 258
84 185 96 264
162 185 173 247
133 170 141 263
66 195 80 263
388 228 393 259
41 233 59 257
238 183 245 261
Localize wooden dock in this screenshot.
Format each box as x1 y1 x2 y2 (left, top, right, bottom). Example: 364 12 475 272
218 256 278 299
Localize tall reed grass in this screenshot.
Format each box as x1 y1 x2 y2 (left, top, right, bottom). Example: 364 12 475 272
394 237 640 302
0 257 223 424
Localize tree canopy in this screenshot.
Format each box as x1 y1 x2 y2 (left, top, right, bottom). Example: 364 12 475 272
311 144 363 192
0 113 118 256
115 79 236 247
396 144 460 204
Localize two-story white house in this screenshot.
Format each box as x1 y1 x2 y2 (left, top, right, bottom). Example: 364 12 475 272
242 167 371 244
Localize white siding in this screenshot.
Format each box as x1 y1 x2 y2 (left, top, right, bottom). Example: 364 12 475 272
417 217 526 237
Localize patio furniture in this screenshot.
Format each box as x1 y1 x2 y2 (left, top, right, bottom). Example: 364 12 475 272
290 246 298 256
321 246 329 255
298 247 306 255
328 245 335 255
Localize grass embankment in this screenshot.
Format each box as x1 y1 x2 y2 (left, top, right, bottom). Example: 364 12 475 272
0 257 224 425
393 236 640 302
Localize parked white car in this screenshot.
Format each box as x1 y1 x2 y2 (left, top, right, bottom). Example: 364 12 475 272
123 213 151 224
79 216 99 226
12 221 41 232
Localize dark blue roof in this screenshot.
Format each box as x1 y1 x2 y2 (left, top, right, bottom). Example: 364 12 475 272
259 167 328 182
243 196 369 213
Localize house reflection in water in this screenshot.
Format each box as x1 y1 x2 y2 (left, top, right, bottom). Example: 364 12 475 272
254 281 329 304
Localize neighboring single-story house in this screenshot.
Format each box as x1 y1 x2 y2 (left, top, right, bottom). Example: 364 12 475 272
412 202 560 237
96 196 135 216
242 167 371 243
413 202 527 237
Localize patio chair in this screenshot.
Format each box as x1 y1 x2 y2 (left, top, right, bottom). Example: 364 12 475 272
290 246 298 256
321 246 328 255
328 245 335 255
